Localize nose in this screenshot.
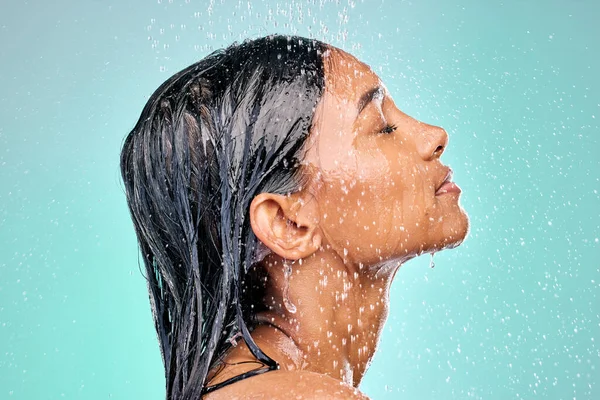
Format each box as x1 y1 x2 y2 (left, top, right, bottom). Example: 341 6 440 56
415 124 448 161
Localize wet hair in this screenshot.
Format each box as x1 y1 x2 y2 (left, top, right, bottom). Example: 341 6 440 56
119 35 327 399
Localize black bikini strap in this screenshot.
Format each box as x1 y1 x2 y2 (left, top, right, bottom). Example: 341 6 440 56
201 363 278 396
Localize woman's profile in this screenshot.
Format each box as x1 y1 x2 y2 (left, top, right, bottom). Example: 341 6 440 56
120 34 469 399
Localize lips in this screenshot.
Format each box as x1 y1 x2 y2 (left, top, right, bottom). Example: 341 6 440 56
435 168 461 195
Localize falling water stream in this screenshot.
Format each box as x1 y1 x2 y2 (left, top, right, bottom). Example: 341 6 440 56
283 260 297 313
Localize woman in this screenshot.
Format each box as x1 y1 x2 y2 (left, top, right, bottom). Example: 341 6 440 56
120 34 468 399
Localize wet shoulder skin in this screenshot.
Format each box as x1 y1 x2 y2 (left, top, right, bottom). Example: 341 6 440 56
204 369 370 399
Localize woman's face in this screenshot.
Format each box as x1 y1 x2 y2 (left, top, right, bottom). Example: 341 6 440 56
302 47 469 268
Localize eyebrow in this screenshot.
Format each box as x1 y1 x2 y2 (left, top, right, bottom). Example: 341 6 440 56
356 86 385 117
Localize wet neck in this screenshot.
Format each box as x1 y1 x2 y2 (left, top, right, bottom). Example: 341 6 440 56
255 250 397 387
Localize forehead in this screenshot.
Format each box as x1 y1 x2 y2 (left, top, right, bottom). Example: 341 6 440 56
301 48 385 176
322 47 382 102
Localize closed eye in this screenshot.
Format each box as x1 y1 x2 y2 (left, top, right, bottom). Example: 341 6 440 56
379 124 397 134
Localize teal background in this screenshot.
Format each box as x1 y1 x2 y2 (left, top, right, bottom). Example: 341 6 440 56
1 0 598 399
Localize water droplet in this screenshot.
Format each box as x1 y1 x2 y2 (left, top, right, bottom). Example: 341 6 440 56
283 260 297 314
430 252 436 269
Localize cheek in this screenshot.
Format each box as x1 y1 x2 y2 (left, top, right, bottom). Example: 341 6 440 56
386 157 425 209
381 157 440 250
315 146 439 262
318 184 393 263
317 156 403 260
320 161 394 228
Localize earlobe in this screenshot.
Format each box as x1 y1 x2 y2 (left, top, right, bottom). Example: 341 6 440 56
250 192 321 260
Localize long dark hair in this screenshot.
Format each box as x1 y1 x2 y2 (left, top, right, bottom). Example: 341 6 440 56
120 35 327 399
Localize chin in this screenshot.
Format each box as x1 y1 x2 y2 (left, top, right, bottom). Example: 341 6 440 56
442 208 470 250
428 207 470 253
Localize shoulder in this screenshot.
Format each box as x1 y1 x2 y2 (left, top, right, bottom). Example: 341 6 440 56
203 369 370 400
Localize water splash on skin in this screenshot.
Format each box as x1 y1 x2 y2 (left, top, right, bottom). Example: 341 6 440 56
283 260 297 313
369 257 402 279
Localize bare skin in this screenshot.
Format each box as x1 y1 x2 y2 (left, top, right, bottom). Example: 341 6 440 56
205 46 469 399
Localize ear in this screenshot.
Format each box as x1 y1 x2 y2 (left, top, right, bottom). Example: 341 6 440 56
249 192 321 260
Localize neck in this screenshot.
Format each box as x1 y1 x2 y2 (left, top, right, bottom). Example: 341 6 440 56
254 249 400 386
